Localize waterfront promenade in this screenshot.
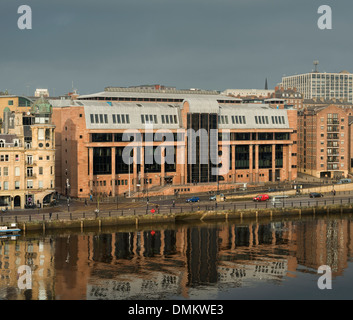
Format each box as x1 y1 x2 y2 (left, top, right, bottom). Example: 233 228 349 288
1 189 353 232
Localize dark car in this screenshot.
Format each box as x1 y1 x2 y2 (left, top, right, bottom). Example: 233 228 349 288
186 197 200 203
25 203 37 209
310 192 323 198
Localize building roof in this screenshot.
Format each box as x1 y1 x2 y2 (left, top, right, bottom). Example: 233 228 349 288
77 90 241 102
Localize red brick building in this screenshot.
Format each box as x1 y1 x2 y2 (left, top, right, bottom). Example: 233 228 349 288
51 87 297 198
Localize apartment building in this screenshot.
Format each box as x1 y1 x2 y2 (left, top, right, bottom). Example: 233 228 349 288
0 97 56 209
297 105 349 178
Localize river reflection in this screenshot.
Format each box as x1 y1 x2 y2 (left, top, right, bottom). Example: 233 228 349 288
0 215 353 300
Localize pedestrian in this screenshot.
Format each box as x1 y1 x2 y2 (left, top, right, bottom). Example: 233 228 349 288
172 200 175 208
90 194 93 202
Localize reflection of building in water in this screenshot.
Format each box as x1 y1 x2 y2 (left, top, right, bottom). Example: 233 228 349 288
0 237 55 300
87 272 181 300
295 219 352 276
0 218 349 300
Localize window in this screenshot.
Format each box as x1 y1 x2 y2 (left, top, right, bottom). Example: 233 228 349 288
3 181 8 190
38 128 44 140
141 115 145 124
15 167 20 176
39 167 43 175
0 155 9 162
27 155 33 164
27 180 33 189
15 181 20 190
3 167 8 176
38 181 43 189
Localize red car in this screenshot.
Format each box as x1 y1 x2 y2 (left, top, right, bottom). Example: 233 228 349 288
253 194 270 202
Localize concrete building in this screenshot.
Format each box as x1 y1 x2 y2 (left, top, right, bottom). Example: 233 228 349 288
281 70 353 103
34 89 49 98
50 86 297 198
0 97 56 209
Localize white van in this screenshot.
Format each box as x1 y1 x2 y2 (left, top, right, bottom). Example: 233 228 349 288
271 195 289 207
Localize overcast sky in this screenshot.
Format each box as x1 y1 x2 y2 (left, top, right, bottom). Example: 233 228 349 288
0 0 349 96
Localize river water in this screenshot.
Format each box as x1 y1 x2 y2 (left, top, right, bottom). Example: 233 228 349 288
1 214 353 300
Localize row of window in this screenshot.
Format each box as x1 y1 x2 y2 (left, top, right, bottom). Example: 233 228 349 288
112 114 130 124
254 115 286 125
0 180 54 190
90 113 178 125
0 166 53 177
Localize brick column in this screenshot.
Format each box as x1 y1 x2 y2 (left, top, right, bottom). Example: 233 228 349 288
111 147 116 196
249 144 253 183
288 144 292 181
272 144 276 182
255 144 259 183
133 147 138 192
232 145 236 183
140 146 145 191
89 147 94 194
161 147 165 186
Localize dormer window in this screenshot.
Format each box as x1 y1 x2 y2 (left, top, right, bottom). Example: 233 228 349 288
0 140 4 148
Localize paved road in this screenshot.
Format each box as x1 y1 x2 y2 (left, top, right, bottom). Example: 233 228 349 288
1 189 352 225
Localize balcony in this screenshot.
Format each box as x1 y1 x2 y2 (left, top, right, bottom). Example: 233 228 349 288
327 119 339 125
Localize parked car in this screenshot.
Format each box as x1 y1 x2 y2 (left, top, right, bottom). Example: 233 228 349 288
336 179 352 184
268 188 277 192
309 192 323 198
209 194 224 201
186 197 200 203
253 194 270 202
25 203 37 209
